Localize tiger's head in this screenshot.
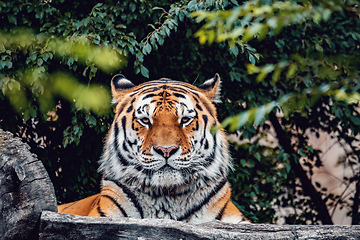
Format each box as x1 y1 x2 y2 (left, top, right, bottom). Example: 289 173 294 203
99 74 231 190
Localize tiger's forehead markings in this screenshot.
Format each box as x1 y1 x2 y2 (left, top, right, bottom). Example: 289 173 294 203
128 79 208 118
140 88 188 103
137 86 189 97
173 93 186 99
141 93 160 101
129 79 199 97
149 91 180 112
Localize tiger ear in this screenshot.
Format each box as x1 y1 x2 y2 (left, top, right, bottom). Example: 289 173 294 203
198 73 222 103
111 74 136 103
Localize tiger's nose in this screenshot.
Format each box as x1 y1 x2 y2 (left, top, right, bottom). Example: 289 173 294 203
154 146 179 159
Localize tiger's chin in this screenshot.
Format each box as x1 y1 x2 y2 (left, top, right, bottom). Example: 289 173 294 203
148 165 188 188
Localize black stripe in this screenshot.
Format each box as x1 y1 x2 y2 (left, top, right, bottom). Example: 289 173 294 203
139 85 189 97
59 201 78 211
135 80 196 89
130 82 195 97
202 115 208 128
191 91 200 99
179 102 187 108
196 103 202 111
126 105 133 113
200 115 208 146
114 123 129 166
166 86 189 94
123 141 128 152
200 100 215 119
173 92 186 99
142 93 157 100
97 205 106 217
202 133 217 168
131 87 160 97
204 139 209 150
121 116 127 136
106 178 144 219
215 199 230 220
102 195 128 217
177 178 227 221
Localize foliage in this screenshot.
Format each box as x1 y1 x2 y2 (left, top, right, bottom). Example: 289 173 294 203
1 0 360 225
194 0 360 224
0 0 256 208
0 30 122 115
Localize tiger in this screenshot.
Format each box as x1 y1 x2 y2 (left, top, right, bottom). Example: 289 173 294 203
58 73 249 224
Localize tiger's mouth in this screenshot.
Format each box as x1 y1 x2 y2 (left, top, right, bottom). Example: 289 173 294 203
158 164 174 172
147 164 189 187
140 156 192 172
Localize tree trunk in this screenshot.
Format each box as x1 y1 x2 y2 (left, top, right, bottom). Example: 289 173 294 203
352 174 360 225
0 129 58 240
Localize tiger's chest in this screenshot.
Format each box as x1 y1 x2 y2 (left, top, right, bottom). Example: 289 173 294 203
101 179 228 223
138 194 194 220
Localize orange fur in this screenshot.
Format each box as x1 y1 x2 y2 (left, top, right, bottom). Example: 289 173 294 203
58 194 101 216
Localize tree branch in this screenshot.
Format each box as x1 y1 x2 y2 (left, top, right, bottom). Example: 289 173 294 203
352 174 360 225
269 112 333 224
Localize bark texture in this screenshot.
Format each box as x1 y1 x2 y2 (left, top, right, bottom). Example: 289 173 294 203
0 129 57 240
40 211 360 240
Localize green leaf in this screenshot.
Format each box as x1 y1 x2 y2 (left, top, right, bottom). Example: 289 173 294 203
350 116 360 126
254 152 261 161
86 115 97 127
284 162 291 173
67 58 74 66
254 105 266 125
152 7 165 11
24 110 31 121
129 3 136 12
8 14 17 25
279 168 287 178
82 177 88 185
37 58 43 66
140 65 149 78
248 54 256 65
286 63 298 79
142 43 152 55
299 149 306 157
240 159 247 167
93 3 103 9
5 60 13 68
334 108 343 118
315 43 323 52
30 108 37 118
235 112 249 130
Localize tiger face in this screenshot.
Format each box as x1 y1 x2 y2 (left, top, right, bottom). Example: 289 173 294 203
99 74 230 191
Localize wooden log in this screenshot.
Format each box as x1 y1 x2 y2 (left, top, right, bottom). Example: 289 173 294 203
0 129 58 240
40 211 360 240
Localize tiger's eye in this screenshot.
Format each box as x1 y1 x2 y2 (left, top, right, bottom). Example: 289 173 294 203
181 117 190 125
140 117 150 125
